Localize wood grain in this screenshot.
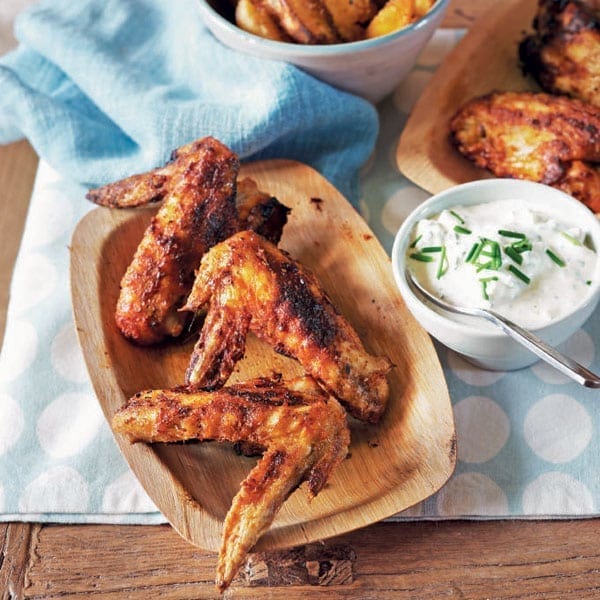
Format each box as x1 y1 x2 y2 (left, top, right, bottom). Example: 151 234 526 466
3 520 600 598
397 0 539 194
70 159 455 553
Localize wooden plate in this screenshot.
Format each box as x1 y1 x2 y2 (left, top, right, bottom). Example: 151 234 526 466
70 159 455 553
396 0 538 194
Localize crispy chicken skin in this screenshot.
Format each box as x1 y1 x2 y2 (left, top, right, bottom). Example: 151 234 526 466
113 137 240 345
450 91 600 212
519 0 600 107
86 139 213 208
235 177 291 245
181 230 392 423
112 375 350 593
87 152 291 242
100 137 289 346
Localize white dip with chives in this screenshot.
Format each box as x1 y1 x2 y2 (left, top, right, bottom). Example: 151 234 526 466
407 199 597 329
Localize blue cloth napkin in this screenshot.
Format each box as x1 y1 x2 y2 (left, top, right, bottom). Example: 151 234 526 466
0 0 378 202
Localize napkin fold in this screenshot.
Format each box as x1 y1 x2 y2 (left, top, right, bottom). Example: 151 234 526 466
0 0 378 202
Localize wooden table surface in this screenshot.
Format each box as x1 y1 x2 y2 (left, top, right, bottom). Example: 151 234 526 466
2 2 600 598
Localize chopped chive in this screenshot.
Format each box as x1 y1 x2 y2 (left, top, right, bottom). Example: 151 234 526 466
421 246 442 253
587 280 592 286
561 231 582 246
498 229 526 239
504 245 523 265
469 238 502 271
466 242 482 263
436 245 448 279
508 264 530 284
512 239 533 253
453 225 472 235
479 276 498 301
449 210 465 224
409 235 422 249
546 248 566 267
481 282 490 301
409 252 434 262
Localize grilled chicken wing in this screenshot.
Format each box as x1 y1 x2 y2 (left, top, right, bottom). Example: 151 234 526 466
259 0 341 44
519 0 600 107
181 230 392 423
86 139 214 208
98 137 289 346
87 144 291 237
235 177 290 245
113 137 240 345
112 375 350 593
450 91 600 212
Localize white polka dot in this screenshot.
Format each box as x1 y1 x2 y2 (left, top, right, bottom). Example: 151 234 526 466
0 319 38 383
359 147 377 178
24 183 74 247
447 350 506 386
35 162 64 186
37 392 104 458
454 396 510 463
19 466 89 512
0 393 25 455
531 329 595 385
380 185 430 235
437 472 509 516
102 471 158 513
417 30 461 66
393 70 433 114
51 322 89 384
524 394 592 463
358 197 371 222
9 252 58 313
522 472 594 515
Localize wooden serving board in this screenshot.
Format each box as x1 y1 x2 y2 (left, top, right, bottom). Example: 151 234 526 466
396 0 539 194
70 159 455 553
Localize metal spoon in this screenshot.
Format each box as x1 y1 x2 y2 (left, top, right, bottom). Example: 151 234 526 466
405 269 600 388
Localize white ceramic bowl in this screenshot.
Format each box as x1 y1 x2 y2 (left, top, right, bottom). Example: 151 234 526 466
197 0 449 103
391 179 600 371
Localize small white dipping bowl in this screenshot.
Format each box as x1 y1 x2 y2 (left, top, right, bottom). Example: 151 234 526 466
197 0 449 103
391 179 600 371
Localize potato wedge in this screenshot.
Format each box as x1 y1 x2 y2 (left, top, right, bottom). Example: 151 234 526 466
366 0 415 39
261 0 340 44
236 0 287 41
321 0 378 41
414 0 434 18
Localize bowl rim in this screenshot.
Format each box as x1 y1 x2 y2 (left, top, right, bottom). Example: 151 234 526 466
197 0 450 56
391 178 600 341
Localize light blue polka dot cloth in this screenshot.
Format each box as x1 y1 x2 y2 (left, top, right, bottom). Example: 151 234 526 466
1 18 598 522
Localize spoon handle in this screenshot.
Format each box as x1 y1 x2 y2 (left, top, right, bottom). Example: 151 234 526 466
483 310 600 388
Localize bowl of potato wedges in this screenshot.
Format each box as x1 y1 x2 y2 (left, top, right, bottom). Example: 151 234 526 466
197 0 450 102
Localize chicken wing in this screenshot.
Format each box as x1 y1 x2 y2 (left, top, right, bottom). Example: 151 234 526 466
87 142 291 236
113 137 240 345
450 91 600 212
99 137 289 346
112 375 350 593
259 0 341 44
235 177 290 245
86 139 210 208
519 0 600 107
181 230 392 423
